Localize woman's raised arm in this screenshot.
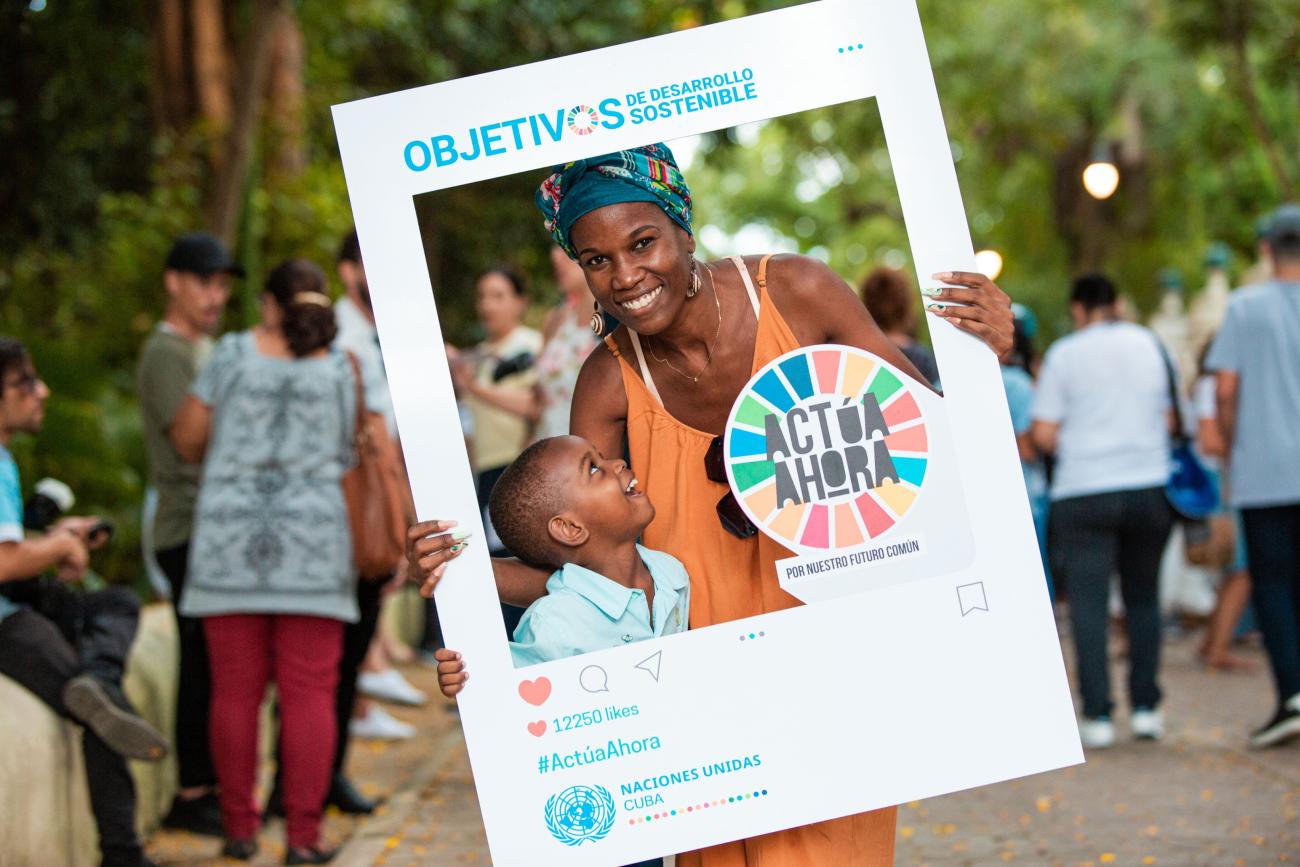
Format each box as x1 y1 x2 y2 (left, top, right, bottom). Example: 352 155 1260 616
769 256 1013 382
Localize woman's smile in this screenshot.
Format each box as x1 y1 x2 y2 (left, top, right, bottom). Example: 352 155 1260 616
616 283 664 314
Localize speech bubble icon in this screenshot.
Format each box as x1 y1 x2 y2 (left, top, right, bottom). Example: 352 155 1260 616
579 664 610 693
956 581 989 616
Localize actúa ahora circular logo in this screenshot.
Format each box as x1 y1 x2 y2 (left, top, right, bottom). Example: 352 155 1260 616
724 344 930 552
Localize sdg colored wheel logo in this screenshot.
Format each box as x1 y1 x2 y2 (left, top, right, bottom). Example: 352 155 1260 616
724 345 929 552
544 784 616 846
566 105 600 136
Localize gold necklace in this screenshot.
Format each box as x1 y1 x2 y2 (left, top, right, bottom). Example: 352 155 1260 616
648 263 722 383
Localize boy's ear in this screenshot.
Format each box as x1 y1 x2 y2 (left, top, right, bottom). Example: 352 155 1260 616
547 514 588 549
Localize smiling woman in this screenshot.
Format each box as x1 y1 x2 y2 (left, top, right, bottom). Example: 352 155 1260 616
410 141 1013 866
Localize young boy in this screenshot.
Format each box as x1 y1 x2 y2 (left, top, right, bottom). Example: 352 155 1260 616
434 435 689 692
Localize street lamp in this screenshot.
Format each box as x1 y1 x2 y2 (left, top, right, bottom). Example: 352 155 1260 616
1082 144 1120 200
974 248 1004 281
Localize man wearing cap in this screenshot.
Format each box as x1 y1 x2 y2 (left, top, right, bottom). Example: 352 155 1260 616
1207 203 1300 749
137 231 238 834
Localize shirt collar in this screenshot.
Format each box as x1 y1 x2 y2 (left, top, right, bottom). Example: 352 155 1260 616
553 545 682 620
638 543 688 590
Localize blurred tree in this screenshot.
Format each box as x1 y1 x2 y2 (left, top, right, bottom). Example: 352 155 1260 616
1165 0 1298 199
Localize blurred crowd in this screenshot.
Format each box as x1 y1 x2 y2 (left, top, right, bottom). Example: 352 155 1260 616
2 229 425 866
994 204 1300 754
1 202 1298 866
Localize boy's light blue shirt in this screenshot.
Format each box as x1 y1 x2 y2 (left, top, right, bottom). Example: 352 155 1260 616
510 545 690 668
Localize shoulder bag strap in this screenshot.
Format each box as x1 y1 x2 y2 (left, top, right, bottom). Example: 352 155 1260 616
345 351 368 448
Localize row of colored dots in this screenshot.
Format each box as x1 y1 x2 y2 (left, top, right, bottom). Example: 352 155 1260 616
739 631 767 641
838 44 864 53
629 790 770 825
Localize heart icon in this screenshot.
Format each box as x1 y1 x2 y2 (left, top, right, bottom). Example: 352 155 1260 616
517 677 552 706
527 720 547 738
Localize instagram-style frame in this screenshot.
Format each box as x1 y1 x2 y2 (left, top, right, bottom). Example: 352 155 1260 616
333 2 1082 863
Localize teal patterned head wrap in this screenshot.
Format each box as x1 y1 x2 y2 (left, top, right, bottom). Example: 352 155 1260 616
535 143 693 259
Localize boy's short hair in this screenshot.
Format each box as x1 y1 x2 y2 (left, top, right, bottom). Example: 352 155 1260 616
488 438 571 569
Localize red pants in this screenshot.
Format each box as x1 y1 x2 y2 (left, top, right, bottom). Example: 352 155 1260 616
203 614 343 848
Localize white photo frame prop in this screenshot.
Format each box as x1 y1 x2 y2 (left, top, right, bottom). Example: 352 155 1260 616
333 2 1082 863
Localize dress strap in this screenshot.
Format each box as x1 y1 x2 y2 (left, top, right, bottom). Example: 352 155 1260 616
757 254 774 293
627 332 665 407
729 256 762 316
602 334 621 358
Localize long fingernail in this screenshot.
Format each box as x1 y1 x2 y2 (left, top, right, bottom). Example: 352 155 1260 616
451 530 473 541
931 272 953 281
439 520 459 529
926 302 946 312
920 286 943 297
449 543 464 553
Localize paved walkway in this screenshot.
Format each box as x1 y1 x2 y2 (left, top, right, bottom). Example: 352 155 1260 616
149 632 1300 866
145 669 465 866
895 632 1300 866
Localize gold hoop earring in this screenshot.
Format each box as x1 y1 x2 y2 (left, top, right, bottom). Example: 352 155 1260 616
686 260 701 298
590 301 606 337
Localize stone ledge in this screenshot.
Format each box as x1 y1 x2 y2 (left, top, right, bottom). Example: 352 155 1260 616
0 603 179 866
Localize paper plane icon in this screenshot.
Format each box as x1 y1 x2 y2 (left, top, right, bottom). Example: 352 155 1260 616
634 650 663 682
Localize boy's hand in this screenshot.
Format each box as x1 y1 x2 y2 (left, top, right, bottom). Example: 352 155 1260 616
434 648 468 697
406 520 470 597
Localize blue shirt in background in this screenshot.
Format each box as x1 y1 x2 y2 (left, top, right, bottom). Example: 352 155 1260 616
1001 365 1047 503
1205 280 1300 508
510 545 690 668
0 445 25 622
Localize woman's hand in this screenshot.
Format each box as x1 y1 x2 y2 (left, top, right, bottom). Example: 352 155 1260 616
405 520 471 597
924 271 1014 358
434 648 469 697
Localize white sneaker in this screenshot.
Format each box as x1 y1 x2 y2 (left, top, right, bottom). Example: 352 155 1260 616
1078 717 1116 749
357 668 427 706
1131 708 1163 741
349 705 416 740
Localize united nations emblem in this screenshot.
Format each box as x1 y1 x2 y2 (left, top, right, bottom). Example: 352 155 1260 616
544 784 616 846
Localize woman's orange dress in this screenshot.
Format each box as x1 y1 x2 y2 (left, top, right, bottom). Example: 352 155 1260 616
604 256 897 866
